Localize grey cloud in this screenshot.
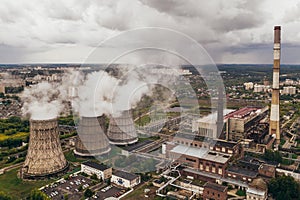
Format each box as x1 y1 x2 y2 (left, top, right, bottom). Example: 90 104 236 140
0 0 299 63
0 44 25 63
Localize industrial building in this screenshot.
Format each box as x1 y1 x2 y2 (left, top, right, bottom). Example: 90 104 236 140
226 160 260 183
81 161 112 180
192 106 268 142
170 133 241 158
226 107 268 141
246 178 268 200
21 118 68 179
192 109 235 139
169 144 230 176
203 182 228 200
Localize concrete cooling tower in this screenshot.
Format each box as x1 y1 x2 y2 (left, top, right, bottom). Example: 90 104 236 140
74 116 111 157
107 110 138 145
21 118 68 179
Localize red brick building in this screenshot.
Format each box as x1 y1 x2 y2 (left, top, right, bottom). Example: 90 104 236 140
167 143 230 176
203 182 228 200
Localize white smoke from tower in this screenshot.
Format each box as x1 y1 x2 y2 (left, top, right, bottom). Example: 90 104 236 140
21 70 83 120
21 66 175 120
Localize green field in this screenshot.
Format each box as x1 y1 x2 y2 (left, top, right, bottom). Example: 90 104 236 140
0 168 52 199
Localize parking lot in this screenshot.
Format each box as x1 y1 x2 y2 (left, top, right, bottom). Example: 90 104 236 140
42 174 94 200
96 185 127 200
41 173 128 199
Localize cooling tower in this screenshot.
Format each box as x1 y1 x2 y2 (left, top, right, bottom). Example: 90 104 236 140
21 118 68 179
107 110 138 145
74 116 111 157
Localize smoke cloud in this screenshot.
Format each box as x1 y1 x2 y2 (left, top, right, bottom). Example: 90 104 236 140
21 70 83 120
21 67 157 120
21 81 63 120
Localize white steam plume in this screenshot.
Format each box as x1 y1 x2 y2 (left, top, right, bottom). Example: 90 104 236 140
21 81 63 120
21 70 83 120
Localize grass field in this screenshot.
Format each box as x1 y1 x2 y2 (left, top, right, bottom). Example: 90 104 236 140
0 168 52 199
0 132 29 141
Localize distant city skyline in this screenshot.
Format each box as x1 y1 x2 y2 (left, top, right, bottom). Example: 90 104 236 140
0 0 300 64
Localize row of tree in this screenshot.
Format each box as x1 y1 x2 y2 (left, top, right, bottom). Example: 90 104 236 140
0 116 29 134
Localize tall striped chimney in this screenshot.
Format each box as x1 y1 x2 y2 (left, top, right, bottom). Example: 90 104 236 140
269 26 281 144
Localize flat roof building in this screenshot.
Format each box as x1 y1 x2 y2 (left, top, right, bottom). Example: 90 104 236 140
111 170 140 188
168 144 230 176
81 161 112 180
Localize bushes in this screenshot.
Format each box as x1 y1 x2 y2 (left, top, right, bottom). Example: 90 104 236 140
84 188 94 198
0 191 12 200
236 189 246 196
0 138 23 149
4 129 17 136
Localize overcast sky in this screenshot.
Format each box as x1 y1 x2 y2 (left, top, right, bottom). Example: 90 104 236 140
0 0 299 64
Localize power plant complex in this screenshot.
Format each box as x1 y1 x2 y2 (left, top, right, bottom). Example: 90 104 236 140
19 26 283 185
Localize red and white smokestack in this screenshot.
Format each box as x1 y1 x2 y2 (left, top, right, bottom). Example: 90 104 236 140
269 26 281 144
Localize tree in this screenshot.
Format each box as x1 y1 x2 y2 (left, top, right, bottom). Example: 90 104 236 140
90 174 98 180
268 175 300 200
84 189 94 198
29 189 50 200
63 174 70 180
263 149 282 163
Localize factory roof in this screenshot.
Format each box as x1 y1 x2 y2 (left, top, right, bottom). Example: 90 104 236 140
175 133 206 142
204 182 227 192
238 160 260 171
224 107 264 120
196 109 235 123
82 161 110 171
170 145 230 164
227 166 258 178
174 133 238 148
113 170 139 181
247 187 266 196
215 140 237 148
